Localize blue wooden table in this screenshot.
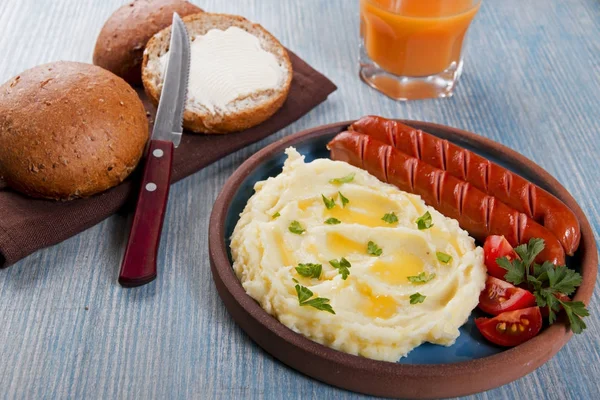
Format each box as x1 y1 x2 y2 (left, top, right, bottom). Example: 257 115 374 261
0 0 598 398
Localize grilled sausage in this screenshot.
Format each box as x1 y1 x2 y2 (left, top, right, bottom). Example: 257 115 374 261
328 131 566 265
349 116 580 255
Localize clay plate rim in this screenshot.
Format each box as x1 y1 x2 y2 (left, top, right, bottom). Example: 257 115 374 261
208 120 597 399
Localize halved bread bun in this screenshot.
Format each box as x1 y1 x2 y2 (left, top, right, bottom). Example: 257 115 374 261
142 13 293 134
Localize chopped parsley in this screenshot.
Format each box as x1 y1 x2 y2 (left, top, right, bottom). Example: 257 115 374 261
329 257 351 280
367 241 383 256
288 220 305 235
410 293 426 304
407 272 436 284
338 192 349 207
416 211 434 230
324 217 341 225
381 212 398 224
272 212 280 219
329 173 355 185
295 263 322 279
294 283 335 314
436 252 452 264
321 194 336 210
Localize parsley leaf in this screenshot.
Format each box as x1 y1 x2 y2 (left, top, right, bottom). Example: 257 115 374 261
324 217 341 225
272 212 280 219
498 257 526 286
416 211 434 230
338 192 349 207
295 263 322 279
367 241 383 256
407 272 436 284
321 194 336 210
288 220 305 235
329 173 355 185
436 252 452 264
295 284 313 303
382 212 398 224
294 283 335 314
302 297 336 314
497 238 589 333
410 293 426 304
329 257 351 280
514 238 545 267
549 265 582 296
559 300 589 334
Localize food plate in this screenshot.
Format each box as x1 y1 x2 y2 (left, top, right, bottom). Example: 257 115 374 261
208 121 597 399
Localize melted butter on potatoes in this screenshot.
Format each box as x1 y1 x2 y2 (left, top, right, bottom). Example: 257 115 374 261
231 148 486 362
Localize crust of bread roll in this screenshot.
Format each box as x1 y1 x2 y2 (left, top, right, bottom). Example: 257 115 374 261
0 61 149 200
93 0 202 86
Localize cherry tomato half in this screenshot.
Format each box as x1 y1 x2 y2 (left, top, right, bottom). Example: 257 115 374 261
475 307 542 347
478 276 536 315
541 293 571 318
484 235 519 279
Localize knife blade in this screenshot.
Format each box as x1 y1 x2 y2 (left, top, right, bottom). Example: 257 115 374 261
118 13 191 287
152 13 190 146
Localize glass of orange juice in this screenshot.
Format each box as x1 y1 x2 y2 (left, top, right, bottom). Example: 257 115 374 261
359 0 481 100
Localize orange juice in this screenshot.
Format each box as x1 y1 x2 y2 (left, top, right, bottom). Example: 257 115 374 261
360 0 481 77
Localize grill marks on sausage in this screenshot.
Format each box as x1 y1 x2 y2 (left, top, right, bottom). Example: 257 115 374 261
358 134 367 170
387 122 397 148
528 183 536 219
415 130 423 161
517 213 528 244
482 161 490 193
407 158 417 192
435 171 445 207
460 149 468 181
382 145 391 183
522 181 532 217
441 140 449 172
504 170 512 195
484 196 493 234
457 181 468 217
463 150 471 185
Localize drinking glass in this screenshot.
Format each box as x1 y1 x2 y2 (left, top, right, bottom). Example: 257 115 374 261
359 0 481 100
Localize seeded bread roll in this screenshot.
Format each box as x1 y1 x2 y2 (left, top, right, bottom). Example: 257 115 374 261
142 13 293 134
0 61 149 200
93 0 202 86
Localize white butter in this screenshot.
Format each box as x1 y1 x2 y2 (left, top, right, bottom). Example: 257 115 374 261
159 26 285 113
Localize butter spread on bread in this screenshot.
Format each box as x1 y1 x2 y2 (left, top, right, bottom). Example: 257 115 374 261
142 13 293 134
159 27 286 114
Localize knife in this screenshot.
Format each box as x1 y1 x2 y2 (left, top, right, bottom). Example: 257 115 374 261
119 13 190 287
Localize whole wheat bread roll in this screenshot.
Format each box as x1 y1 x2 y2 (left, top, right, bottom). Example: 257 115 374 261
93 0 202 86
0 61 149 200
142 13 293 134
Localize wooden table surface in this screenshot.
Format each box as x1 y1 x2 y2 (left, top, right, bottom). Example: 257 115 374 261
0 0 599 399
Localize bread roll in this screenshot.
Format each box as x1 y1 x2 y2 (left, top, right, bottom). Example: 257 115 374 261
0 61 149 200
93 0 202 85
142 13 293 134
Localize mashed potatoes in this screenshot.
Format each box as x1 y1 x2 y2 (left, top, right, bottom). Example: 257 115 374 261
231 148 486 362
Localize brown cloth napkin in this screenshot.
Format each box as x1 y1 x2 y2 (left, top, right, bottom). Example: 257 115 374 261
0 51 336 267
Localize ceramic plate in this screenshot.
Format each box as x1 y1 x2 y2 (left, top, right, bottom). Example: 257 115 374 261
208 121 597 398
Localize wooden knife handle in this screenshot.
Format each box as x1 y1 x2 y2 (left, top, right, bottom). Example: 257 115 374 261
119 140 174 287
